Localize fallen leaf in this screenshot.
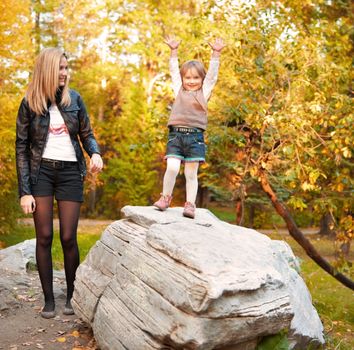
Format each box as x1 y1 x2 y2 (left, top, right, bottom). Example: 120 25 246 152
37 328 46 333
74 319 84 325
57 337 66 343
71 330 80 338
57 330 66 335
36 344 44 349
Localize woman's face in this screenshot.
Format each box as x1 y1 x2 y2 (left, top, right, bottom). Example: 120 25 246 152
182 67 203 91
59 56 68 87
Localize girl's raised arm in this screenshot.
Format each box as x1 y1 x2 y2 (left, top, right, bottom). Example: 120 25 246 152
164 35 182 96
203 38 226 100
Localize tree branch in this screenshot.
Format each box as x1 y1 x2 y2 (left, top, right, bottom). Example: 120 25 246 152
259 169 354 290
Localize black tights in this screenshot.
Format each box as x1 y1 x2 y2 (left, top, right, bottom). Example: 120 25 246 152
33 196 81 311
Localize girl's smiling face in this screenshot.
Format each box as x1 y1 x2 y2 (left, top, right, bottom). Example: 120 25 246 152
182 67 203 91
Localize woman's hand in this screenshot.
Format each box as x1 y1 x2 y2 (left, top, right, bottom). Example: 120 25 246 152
20 195 36 214
90 153 103 173
164 35 181 50
208 38 226 54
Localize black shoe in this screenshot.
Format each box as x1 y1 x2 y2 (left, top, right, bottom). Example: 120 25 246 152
40 302 56 319
41 309 56 318
63 301 75 315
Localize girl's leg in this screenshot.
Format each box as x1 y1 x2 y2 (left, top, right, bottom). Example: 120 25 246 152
154 158 181 210
162 157 181 195
57 200 81 309
33 196 55 313
184 162 199 204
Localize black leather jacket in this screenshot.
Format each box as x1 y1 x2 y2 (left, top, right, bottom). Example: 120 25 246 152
16 89 100 197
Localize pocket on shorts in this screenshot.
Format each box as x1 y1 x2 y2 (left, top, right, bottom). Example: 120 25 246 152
192 133 204 144
167 133 178 143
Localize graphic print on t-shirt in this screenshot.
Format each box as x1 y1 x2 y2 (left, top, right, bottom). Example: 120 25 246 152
42 104 77 161
49 123 69 136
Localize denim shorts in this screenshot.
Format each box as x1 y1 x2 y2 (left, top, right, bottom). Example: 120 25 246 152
165 130 206 162
31 159 84 202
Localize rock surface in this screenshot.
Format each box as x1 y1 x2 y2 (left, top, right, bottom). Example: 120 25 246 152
72 206 324 349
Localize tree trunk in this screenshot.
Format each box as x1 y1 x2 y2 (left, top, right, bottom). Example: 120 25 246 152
88 175 97 214
248 204 255 228
235 200 243 225
319 213 335 237
259 170 354 290
33 0 41 55
197 186 208 208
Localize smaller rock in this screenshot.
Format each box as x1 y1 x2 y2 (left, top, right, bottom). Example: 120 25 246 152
0 239 37 273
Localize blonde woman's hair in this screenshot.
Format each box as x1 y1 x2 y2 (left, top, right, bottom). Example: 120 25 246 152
180 60 206 80
26 48 71 115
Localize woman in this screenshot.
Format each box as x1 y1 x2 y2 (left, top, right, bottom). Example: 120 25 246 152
16 48 103 318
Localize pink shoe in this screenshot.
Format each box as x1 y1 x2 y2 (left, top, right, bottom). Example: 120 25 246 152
153 194 172 211
183 202 196 219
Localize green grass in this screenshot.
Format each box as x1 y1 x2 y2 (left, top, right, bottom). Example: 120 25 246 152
1 225 36 247
208 207 236 223
0 224 101 270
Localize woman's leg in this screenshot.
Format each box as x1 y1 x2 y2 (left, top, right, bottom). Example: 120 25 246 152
33 196 55 313
184 162 199 204
57 200 81 308
162 157 181 195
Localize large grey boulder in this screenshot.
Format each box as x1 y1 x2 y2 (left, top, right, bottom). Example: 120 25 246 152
72 206 324 349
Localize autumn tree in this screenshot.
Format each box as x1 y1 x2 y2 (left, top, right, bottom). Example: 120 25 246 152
198 0 353 288
0 0 33 234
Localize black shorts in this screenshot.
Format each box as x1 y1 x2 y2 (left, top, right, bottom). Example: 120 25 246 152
31 159 84 202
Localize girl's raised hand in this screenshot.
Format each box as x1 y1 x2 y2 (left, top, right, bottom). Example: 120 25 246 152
164 35 181 50
208 38 226 52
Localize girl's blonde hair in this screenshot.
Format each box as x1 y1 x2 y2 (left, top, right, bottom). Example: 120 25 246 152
180 60 206 80
26 48 71 115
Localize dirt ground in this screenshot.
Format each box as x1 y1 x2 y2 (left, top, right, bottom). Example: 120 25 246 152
0 269 98 350
0 219 112 350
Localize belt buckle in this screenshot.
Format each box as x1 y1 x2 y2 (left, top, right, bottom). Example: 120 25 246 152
43 158 62 168
53 160 60 168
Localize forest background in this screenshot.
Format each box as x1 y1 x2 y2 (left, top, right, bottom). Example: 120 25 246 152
0 0 353 348
0 0 353 275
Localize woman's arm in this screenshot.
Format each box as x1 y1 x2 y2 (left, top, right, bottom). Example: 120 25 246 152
164 35 182 96
16 98 32 197
16 98 36 213
77 95 103 173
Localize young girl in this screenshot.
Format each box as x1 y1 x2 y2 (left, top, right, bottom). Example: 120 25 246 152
153 36 225 219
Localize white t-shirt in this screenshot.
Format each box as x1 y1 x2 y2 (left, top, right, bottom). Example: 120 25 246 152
42 104 77 161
